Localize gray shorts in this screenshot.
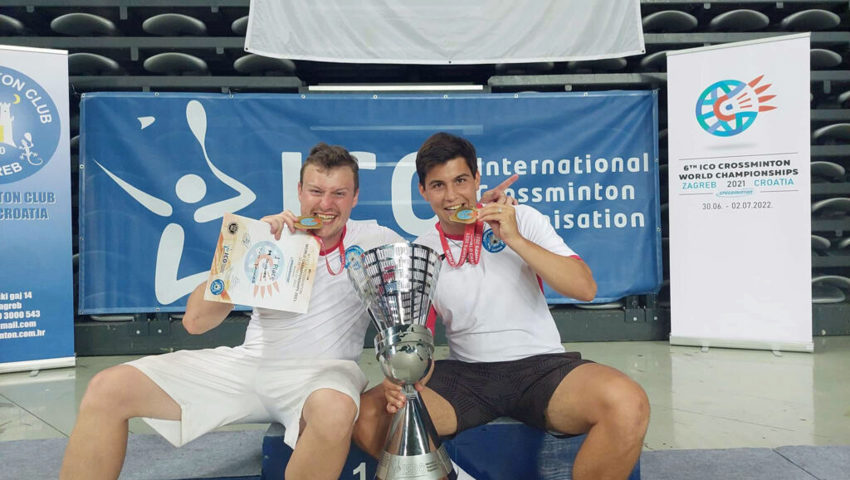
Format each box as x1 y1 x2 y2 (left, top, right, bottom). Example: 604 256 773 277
427 352 593 433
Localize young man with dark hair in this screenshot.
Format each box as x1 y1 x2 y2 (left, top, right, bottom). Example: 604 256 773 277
61 142 403 480
355 132 650 480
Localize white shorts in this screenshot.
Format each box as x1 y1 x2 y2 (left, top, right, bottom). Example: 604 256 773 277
126 346 367 449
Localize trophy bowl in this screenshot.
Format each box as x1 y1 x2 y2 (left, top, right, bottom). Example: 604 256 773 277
375 324 435 385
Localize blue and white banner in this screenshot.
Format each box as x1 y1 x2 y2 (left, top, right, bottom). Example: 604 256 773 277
80 92 661 313
0 45 74 373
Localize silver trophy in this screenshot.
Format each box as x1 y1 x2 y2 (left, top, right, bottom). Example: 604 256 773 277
348 242 456 480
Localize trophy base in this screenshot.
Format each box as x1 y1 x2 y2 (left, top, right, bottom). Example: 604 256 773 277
376 446 456 480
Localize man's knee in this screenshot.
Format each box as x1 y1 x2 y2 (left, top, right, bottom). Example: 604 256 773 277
352 386 390 457
601 377 650 441
353 388 385 437
357 386 386 424
79 366 139 418
305 389 358 442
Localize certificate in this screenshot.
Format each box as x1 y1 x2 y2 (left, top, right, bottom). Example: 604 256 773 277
204 213 320 313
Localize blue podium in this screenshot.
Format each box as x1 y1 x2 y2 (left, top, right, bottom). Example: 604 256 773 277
261 419 640 479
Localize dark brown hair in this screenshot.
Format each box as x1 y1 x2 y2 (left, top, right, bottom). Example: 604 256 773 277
415 132 477 186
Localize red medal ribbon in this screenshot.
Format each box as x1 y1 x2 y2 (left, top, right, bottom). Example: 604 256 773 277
437 221 482 267
313 226 346 276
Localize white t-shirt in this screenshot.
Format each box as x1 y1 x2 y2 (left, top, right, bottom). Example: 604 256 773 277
416 205 578 363
242 219 402 362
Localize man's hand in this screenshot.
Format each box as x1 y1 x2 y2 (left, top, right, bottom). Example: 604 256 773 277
478 198 521 247
480 174 519 206
383 378 428 414
260 211 298 240
383 378 406 414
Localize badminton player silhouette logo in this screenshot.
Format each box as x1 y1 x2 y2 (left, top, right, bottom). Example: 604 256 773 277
93 100 256 304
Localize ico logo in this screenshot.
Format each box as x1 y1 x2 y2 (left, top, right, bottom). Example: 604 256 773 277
0 66 60 184
345 245 365 269
209 279 225 295
482 228 506 253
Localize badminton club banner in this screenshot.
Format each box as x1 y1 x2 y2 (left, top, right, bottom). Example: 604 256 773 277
79 92 661 313
667 34 812 352
0 45 75 372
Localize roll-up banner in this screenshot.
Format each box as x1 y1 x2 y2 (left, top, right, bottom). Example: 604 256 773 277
80 91 662 313
667 34 813 352
0 45 75 372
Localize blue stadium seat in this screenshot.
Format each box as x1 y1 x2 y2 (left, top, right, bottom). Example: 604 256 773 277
639 50 669 72
231 15 249 36
708 9 769 32
642 10 698 33
813 123 850 144
812 197 850 218
69 53 122 75
812 234 831 255
50 12 117 36
233 54 297 76
0 13 25 35
839 90 850 108
142 13 207 36
812 275 850 304
810 49 843 70
143 52 209 75
780 9 841 31
811 161 846 183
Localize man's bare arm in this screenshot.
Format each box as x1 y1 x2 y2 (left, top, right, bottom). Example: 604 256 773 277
478 201 597 302
182 212 296 334
182 282 234 334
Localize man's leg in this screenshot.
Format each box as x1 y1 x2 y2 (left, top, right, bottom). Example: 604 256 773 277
353 383 459 459
286 388 358 480
60 365 181 480
544 363 650 480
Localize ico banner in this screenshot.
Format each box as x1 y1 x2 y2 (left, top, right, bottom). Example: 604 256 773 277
0 45 74 372
80 91 662 313
667 34 813 352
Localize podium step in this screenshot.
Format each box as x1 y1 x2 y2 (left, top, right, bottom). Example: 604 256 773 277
261 418 640 480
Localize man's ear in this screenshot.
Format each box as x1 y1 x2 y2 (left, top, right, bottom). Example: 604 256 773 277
418 182 427 199
352 188 359 208
297 182 303 196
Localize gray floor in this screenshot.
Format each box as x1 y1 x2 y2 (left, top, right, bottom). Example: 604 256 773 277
1 337 849 476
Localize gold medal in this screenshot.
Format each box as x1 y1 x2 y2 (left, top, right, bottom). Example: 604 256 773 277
449 207 478 224
294 216 323 230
